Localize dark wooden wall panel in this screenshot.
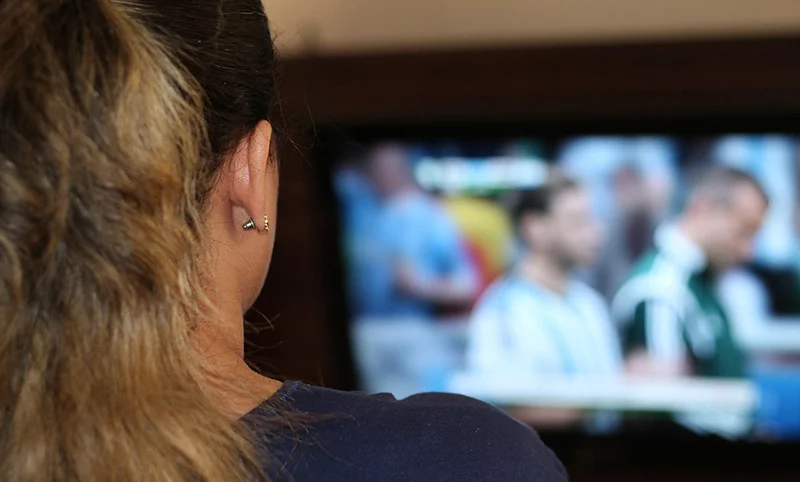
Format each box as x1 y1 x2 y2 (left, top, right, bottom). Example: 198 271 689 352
280 36 800 125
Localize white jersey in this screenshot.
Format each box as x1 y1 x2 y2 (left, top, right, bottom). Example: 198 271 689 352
466 275 621 379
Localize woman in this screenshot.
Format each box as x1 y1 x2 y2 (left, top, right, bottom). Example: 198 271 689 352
0 1 566 480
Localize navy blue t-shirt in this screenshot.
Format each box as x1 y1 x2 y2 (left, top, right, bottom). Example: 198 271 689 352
243 381 567 481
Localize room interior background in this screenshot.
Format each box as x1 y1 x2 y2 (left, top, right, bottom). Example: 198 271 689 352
249 2 800 480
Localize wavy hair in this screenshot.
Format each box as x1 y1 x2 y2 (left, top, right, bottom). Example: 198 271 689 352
0 0 280 480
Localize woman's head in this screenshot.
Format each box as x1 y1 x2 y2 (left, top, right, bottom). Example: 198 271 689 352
152 0 282 309
1 0 280 480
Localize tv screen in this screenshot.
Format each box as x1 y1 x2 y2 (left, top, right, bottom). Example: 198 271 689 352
330 133 800 441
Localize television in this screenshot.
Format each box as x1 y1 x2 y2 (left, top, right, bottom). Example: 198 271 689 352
323 126 800 445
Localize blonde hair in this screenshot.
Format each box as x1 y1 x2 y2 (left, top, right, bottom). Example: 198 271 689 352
0 0 279 480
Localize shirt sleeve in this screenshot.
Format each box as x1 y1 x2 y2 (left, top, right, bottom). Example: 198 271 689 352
719 269 800 353
717 269 770 346
625 300 687 364
432 210 478 287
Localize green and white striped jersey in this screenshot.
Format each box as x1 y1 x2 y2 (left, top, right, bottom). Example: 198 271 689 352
612 225 745 378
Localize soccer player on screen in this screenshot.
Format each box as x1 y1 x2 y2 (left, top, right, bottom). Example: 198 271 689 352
366 143 479 318
465 172 621 426
613 166 769 379
351 144 480 397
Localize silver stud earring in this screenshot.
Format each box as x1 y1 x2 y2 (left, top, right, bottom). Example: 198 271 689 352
242 218 257 231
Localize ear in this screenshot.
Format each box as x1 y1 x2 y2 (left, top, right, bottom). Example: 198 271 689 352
230 121 273 228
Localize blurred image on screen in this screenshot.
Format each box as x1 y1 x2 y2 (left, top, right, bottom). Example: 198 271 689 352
332 134 800 441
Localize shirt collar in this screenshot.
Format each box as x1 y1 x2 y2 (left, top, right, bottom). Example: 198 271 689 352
512 270 580 301
654 223 707 274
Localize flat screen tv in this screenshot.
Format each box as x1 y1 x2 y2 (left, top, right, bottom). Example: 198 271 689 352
322 125 800 448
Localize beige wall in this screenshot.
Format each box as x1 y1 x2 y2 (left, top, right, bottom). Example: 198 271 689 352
264 0 800 55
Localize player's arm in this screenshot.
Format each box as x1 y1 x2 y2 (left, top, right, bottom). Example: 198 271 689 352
395 259 476 305
719 269 800 354
394 213 478 306
624 301 692 377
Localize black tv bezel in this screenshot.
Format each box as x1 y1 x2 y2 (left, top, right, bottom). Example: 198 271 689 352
312 117 800 472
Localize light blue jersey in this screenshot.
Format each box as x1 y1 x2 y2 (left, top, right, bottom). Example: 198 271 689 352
466 275 621 378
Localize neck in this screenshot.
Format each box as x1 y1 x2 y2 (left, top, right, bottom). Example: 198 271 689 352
519 251 571 296
192 296 281 419
676 218 706 253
